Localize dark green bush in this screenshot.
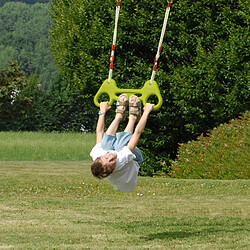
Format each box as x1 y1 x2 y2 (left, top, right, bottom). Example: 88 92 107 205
0 61 32 129
0 70 97 132
19 76 97 132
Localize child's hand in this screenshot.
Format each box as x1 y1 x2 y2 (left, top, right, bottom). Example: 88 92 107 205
143 103 154 114
100 101 111 113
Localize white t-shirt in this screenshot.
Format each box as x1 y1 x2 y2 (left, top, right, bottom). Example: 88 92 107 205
90 143 140 192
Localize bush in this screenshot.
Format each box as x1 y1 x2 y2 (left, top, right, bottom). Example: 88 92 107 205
0 72 97 132
19 76 97 132
0 61 32 129
170 111 250 179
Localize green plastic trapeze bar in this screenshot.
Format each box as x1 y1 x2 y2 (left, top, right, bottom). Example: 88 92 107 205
94 79 163 110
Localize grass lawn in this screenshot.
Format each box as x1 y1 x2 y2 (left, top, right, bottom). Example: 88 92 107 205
0 132 95 161
0 161 249 249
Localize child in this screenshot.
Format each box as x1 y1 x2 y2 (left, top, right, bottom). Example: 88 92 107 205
90 94 154 192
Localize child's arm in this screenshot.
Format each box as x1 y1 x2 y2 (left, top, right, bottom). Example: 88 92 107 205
96 101 111 144
127 103 154 152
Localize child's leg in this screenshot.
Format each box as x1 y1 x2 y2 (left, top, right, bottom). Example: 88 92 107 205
124 95 139 133
105 114 123 136
101 133 116 151
124 115 137 133
105 94 128 136
115 116 144 164
114 95 140 151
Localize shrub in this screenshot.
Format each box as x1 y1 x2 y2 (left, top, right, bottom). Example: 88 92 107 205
0 72 97 132
170 111 250 179
0 61 32 129
18 76 97 132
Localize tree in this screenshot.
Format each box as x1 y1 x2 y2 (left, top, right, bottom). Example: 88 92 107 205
0 2 58 89
0 0 50 8
17 75 97 132
0 61 32 124
49 0 250 174
0 45 17 69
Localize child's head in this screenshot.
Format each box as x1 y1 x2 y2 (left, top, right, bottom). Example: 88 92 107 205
91 152 117 179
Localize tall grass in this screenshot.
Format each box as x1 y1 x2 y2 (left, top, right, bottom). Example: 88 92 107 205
0 132 96 161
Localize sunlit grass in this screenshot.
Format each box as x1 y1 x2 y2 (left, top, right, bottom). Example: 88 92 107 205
0 161 249 249
0 132 95 161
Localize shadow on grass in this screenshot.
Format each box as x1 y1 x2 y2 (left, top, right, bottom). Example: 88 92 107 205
142 228 249 241
142 231 194 240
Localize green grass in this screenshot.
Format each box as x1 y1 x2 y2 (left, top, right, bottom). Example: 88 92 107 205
0 161 249 249
0 132 95 161
0 129 249 248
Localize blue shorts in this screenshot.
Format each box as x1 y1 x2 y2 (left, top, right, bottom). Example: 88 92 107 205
101 132 144 165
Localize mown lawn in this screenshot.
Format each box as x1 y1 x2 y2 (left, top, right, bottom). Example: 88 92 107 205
0 161 249 249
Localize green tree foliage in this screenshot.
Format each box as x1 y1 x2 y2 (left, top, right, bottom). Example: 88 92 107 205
50 0 249 175
0 45 17 68
0 0 50 8
0 2 57 88
0 61 32 124
1 74 97 132
50 0 169 90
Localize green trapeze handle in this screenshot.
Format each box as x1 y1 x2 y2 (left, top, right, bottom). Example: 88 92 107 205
94 79 163 110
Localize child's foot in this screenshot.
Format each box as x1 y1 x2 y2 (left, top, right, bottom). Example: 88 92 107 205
129 95 142 122
116 94 129 120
